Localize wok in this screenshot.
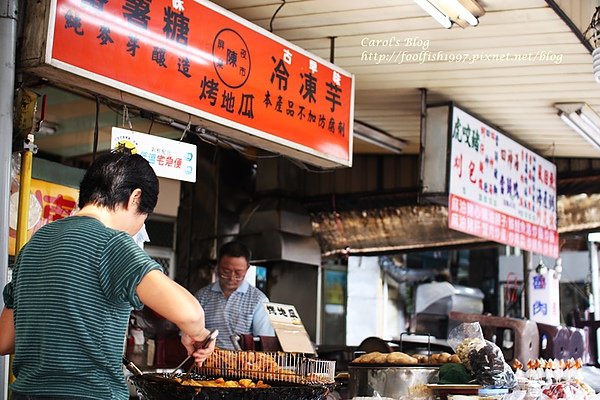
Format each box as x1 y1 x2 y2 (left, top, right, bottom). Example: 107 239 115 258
128 372 335 400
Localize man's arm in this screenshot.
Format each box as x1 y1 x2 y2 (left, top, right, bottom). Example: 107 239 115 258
0 307 15 355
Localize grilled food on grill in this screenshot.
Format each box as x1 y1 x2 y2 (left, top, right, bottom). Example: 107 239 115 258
198 349 336 384
175 377 271 388
203 350 294 376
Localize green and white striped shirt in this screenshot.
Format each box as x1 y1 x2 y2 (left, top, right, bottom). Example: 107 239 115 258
3 216 161 399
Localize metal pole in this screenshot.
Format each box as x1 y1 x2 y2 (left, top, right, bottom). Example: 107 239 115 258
588 234 600 361
15 141 34 252
417 88 427 201
588 238 600 319
315 264 322 345
522 251 533 318
0 0 18 397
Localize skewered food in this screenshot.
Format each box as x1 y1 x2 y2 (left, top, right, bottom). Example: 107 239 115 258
198 349 335 384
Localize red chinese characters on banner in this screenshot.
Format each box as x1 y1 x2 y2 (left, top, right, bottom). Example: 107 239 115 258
9 178 78 256
448 106 557 257
49 0 353 165
448 194 559 258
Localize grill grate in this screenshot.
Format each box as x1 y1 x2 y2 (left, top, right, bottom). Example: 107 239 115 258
196 349 336 385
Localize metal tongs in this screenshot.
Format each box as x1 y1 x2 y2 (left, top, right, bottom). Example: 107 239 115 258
168 329 218 379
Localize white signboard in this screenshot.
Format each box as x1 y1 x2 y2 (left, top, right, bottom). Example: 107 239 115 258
448 106 558 258
110 127 197 183
528 271 560 325
264 302 315 354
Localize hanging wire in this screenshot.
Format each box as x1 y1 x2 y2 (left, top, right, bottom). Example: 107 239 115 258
147 118 154 134
190 125 336 173
122 105 133 130
192 129 280 160
269 0 286 32
193 129 219 147
503 272 521 317
286 156 336 174
92 96 100 161
179 117 192 141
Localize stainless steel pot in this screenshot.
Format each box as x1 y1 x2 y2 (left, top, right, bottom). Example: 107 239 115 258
348 364 439 399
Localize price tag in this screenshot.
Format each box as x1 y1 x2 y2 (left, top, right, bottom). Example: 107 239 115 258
264 302 315 354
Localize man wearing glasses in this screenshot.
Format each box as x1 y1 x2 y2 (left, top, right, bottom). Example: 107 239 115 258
195 241 274 349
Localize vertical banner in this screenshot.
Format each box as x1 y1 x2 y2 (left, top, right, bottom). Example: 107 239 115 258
46 0 354 167
448 106 559 258
528 271 560 325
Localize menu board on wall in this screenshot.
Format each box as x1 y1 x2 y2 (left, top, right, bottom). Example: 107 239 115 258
44 0 354 167
448 106 559 258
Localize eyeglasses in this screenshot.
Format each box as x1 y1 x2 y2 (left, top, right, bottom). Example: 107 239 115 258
217 271 246 281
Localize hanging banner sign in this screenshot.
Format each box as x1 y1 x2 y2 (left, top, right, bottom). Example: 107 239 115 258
528 271 560 325
448 106 559 258
43 0 354 167
111 127 197 182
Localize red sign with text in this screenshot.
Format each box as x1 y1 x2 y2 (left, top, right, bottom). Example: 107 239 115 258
9 179 78 256
447 106 558 258
48 0 354 166
449 194 559 258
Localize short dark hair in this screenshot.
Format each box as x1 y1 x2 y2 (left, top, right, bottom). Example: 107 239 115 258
218 241 251 264
78 152 159 214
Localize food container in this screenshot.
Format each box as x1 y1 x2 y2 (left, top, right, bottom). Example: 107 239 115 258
348 364 439 399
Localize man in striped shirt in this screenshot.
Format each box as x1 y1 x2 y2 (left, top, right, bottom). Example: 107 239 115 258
195 241 274 350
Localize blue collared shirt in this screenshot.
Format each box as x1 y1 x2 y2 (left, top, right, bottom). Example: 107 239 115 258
195 281 274 349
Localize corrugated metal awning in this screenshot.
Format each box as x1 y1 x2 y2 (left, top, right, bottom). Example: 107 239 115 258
310 193 600 257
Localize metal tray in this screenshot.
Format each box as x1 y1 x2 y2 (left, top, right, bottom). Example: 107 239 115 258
349 362 442 368
129 373 335 400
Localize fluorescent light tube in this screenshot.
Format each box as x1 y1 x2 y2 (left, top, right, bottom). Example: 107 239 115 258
579 104 600 128
573 112 600 137
555 102 600 151
414 0 452 28
353 120 407 154
559 111 600 150
446 0 479 26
